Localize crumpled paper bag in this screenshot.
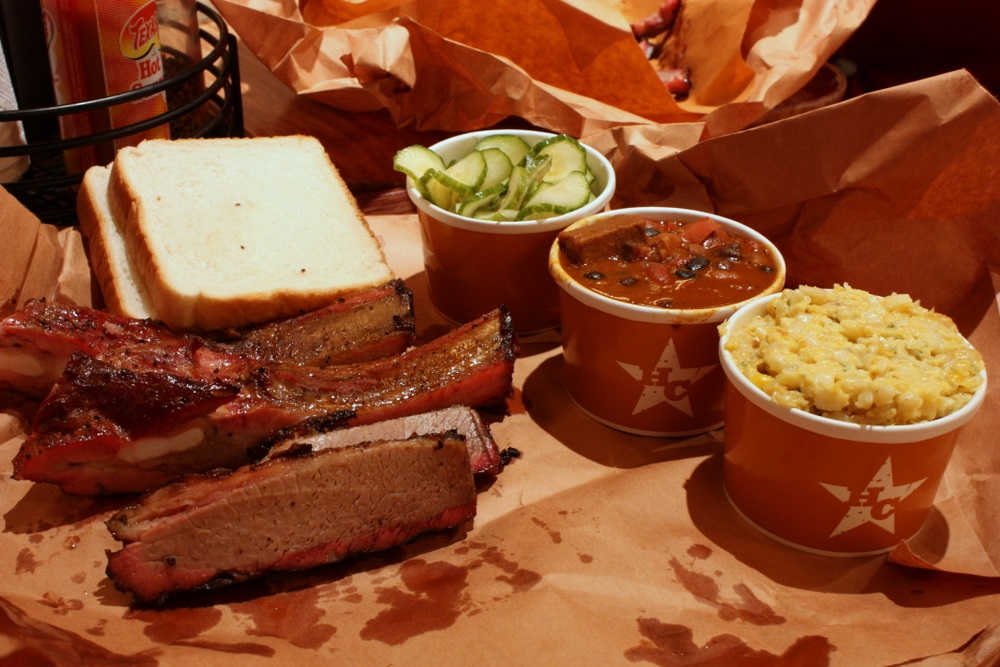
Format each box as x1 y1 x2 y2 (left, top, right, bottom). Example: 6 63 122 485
212 0 873 137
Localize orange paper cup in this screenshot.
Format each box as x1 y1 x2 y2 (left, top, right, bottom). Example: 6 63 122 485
549 207 786 436
719 293 988 556
407 130 615 334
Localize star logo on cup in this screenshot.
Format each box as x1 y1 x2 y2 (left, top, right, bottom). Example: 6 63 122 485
616 338 716 417
819 456 927 537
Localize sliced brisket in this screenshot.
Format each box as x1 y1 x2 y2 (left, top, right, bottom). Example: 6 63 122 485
105 432 476 603
266 405 504 478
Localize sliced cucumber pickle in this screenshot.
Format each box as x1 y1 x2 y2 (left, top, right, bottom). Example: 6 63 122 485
393 145 446 182
473 134 532 166
424 170 458 210
479 148 513 191
394 145 446 198
393 133 601 220
433 150 486 196
516 171 592 220
531 134 587 184
458 191 502 218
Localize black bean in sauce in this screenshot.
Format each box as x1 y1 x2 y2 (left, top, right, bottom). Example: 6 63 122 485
685 256 710 272
715 244 742 261
584 271 604 280
675 268 697 279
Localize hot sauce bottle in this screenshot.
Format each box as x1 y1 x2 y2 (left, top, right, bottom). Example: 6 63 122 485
41 0 169 171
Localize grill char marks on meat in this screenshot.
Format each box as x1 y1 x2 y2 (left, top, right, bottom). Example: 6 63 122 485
214 279 415 367
0 280 414 401
0 298 240 401
13 308 518 495
260 306 518 423
12 353 353 495
105 432 476 603
266 405 504 478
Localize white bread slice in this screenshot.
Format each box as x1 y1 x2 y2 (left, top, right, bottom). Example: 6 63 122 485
107 135 395 331
77 165 158 320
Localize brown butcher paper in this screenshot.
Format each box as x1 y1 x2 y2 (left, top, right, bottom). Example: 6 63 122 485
2 71 1000 665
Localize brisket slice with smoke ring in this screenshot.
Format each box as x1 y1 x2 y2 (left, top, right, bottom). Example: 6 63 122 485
265 405 504 478
0 280 414 401
105 432 476 603
13 307 517 495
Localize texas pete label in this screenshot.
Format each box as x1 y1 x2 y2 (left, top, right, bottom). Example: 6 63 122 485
94 0 169 147
41 0 169 170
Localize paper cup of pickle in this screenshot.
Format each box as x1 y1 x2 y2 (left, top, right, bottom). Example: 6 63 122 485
397 129 615 334
718 285 988 556
548 207 786 436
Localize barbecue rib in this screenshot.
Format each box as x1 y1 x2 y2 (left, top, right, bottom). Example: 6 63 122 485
0 280 414 401
265 405 504 478
216 279 415 366
105 432 476 603
13 308 517 495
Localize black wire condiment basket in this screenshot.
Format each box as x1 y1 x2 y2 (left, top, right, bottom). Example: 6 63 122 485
0 2 244 226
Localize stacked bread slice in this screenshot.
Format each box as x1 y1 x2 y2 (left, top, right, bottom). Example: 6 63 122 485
77 135 394 331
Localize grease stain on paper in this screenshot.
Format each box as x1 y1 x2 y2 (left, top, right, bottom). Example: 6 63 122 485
531 516 562 544
669 546 785 626
360 558 470 645
15 546 40 574
475 542 543 593
361 541 543 645
229 585 336 649
127 605 275 657
625 618 835 666
38 592 84 615
86 618 108 637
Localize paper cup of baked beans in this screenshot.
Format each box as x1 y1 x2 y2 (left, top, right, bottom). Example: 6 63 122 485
548 207 786 436
719 284 987 556
400 129 615 334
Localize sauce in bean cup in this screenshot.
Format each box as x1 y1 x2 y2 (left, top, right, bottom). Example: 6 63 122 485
406 130 615 334
718 287 988 556
548 207 786 436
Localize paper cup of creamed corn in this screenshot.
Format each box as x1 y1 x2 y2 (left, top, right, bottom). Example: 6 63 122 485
719 284 987 556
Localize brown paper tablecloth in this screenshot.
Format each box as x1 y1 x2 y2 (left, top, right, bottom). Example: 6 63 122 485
2 69 1000 666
